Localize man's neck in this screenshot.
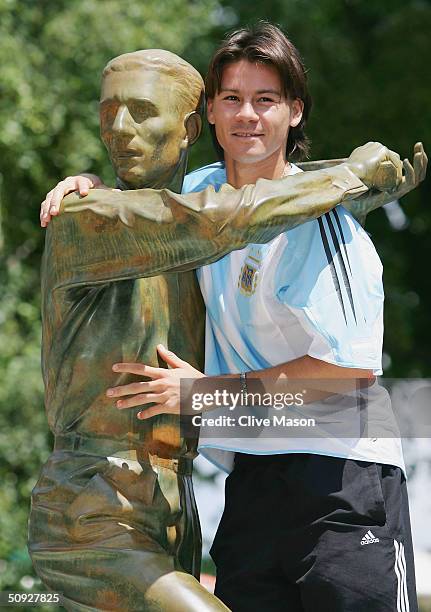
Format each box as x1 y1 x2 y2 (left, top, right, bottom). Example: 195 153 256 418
225 152 289 188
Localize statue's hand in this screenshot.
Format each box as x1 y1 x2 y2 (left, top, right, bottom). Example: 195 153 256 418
61 188 145 226
40 173 106 227
344 142 427 225
393 142 427 199
345 142 403 191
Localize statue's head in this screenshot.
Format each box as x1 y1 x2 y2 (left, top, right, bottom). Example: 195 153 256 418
100 49 204 188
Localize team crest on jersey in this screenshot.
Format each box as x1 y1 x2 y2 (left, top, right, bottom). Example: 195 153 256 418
238 247 262 296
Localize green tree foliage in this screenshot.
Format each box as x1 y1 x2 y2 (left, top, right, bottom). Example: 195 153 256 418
0 0 430 595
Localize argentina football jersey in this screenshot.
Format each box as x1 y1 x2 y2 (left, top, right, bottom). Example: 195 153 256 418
182 162 404 474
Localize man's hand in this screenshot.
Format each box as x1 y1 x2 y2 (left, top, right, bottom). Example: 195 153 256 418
106 345 205 419
345 142 403 191
40 173 105 227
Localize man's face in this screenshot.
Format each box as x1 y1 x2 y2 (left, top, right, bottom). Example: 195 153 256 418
100 69 188 187
207 60 303 166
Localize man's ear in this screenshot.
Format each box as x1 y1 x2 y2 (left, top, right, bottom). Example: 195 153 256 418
184 111 202 146
289 99 304 128
207 98 215 125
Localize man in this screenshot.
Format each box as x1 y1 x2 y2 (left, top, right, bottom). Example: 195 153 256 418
33 47 398 610
105 24 427 612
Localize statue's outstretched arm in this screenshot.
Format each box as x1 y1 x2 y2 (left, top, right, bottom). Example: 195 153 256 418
45 165 364 290
46 143 405 289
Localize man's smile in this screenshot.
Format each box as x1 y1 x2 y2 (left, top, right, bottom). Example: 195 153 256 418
231 132 264 138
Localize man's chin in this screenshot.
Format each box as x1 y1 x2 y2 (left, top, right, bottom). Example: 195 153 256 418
232 151 270 165
227 143 268 163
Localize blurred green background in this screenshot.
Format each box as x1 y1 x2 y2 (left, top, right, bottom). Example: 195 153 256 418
0 0 430 605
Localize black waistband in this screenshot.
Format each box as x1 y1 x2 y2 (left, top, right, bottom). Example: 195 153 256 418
234 452 305 468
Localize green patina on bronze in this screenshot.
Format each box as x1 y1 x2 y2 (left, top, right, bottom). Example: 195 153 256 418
28 49 408 611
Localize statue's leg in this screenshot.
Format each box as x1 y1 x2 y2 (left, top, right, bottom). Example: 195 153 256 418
31 548 229 611
28 451 229 611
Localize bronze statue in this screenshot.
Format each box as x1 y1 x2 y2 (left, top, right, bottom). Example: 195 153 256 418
30 49 404 611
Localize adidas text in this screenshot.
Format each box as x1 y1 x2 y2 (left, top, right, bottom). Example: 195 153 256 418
361 530 380 545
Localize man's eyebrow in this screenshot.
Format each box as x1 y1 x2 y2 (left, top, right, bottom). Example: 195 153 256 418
219 87 281 96
256 89 281 96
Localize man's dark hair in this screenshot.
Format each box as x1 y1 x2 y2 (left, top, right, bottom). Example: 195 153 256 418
205 22 312 161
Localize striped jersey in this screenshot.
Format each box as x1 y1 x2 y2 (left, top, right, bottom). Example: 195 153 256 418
182 162 405 474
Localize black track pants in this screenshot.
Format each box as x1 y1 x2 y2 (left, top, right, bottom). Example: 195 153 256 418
211 453 417 612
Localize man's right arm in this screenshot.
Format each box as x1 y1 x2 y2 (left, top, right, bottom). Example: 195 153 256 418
40 173 106 227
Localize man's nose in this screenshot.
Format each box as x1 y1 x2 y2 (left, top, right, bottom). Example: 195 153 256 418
236 101 259 122
112 104 134 133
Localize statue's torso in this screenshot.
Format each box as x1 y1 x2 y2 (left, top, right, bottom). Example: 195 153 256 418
42 271 205 458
